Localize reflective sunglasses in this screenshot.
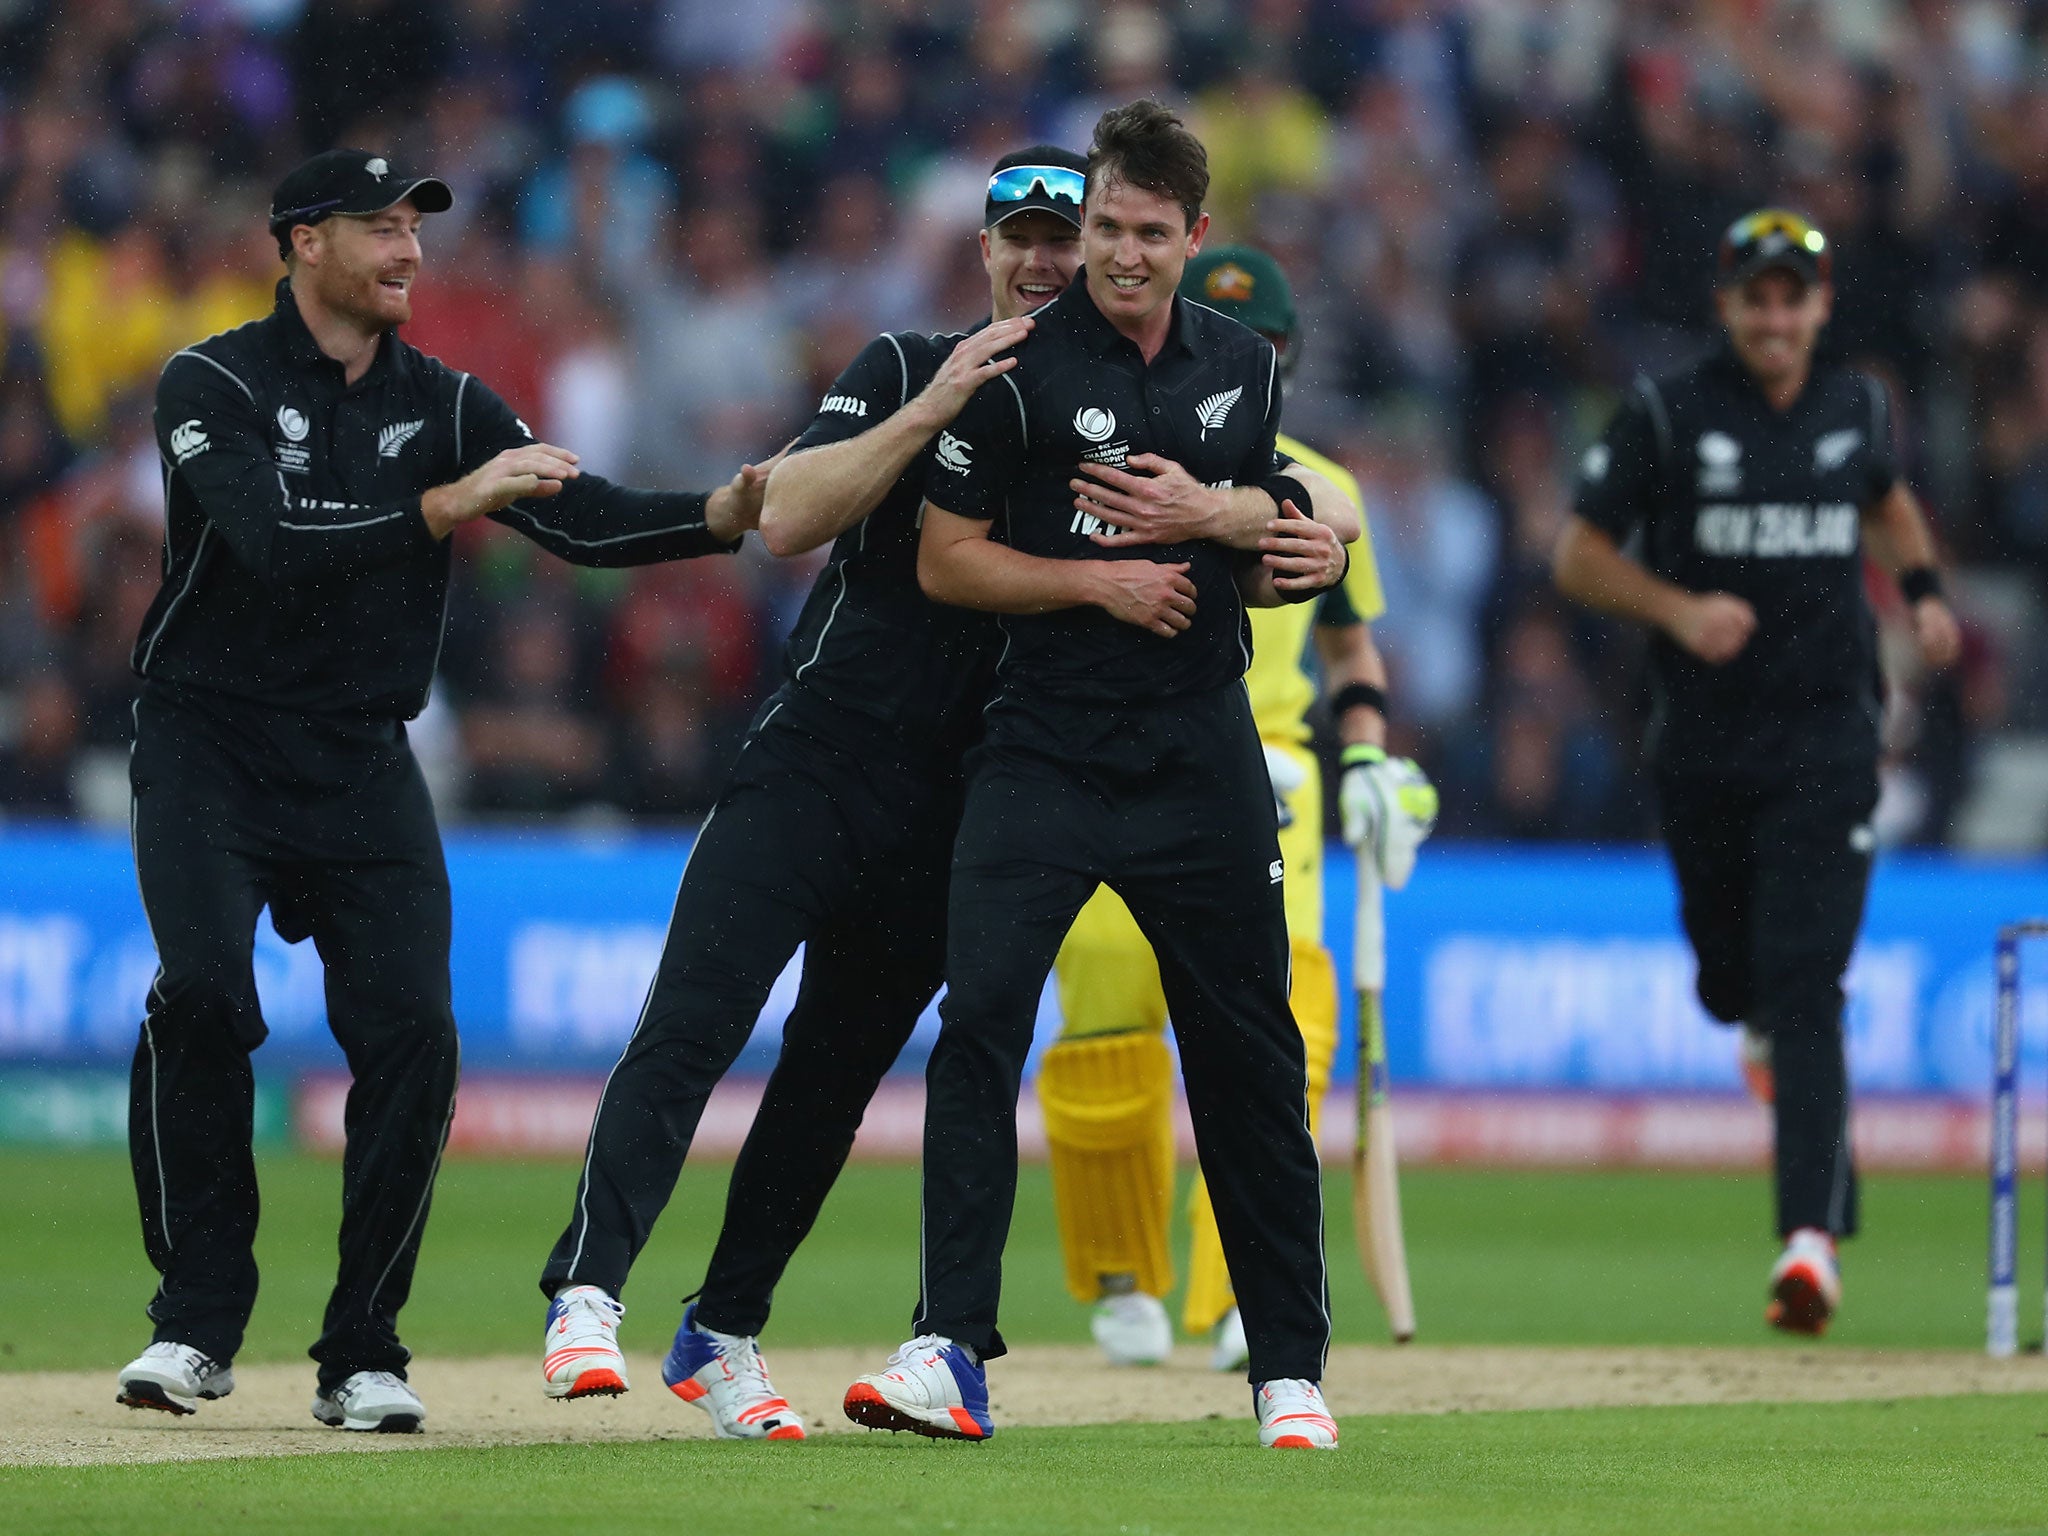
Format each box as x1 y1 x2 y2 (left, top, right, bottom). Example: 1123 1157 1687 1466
1719 209 1830 282
987 165 1086 206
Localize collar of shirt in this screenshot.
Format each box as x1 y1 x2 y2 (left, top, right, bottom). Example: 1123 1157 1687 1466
1059 271 1199 362
271 277 401 388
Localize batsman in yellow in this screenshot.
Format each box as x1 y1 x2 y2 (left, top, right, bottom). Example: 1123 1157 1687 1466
1039 245 1436 1371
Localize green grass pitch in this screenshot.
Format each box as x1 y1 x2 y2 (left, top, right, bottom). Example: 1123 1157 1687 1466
6 1150 2045 1534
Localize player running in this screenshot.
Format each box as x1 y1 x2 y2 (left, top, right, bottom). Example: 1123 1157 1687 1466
1042 244 1435 1373
1553 208 1960 1335
535 147 1348 1440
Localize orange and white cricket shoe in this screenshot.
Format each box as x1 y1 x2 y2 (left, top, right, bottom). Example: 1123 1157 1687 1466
1766 1228 1841 1336
1255 1378 1339 1449
843 1335 993 1440
542 1284 629 1399
662 1304 805 1440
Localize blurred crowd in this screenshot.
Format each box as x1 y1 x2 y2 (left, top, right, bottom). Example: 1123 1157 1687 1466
1 0 2045 846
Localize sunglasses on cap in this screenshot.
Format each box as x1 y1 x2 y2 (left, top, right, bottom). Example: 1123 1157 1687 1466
1718 209 1831 284
987 165 1086 206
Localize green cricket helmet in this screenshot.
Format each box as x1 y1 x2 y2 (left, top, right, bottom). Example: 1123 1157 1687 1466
1180 245 1298 361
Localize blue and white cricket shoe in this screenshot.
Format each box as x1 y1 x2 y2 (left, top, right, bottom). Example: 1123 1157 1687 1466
662 1303 805 1440
843 1334 994 1440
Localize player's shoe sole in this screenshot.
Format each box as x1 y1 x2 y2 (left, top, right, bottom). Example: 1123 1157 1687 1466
115 1378 204 1414
843 1381 989 1440
546 1362 628 1399
1767 1263 1834 1335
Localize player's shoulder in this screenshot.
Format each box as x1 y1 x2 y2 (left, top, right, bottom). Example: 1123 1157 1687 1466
1813 360 1890 421
159 313 275 401
1178 295 1277 370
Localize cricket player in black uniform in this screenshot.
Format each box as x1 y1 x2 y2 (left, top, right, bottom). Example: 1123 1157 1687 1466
536 147 1344 1441
843 102 1346 1451
1554 209 1961 1335
114 150 759 1432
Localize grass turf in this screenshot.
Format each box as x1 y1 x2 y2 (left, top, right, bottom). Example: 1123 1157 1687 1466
7 1398 2047 1536
0 1151 2024 1369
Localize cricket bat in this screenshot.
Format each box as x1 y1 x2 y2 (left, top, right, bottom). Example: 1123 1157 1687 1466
1352 855 1416 1342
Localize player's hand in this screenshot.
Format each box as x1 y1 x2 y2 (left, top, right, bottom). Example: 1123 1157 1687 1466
1912 596 1962 671
1339 744 1439 889
1259 501 1344 592
708 448 786 541
423 443 581 538
1671 592 1757 665
907 318 1034 430
1075 452 1223 545
1091 559 1197 637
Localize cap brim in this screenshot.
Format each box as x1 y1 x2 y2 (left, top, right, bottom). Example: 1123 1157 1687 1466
985 198 1081 231
1721 252 1821 288
381 177 454 215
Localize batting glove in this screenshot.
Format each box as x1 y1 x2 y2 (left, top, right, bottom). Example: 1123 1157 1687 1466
1339 744 1439 889
1263 743 1308 829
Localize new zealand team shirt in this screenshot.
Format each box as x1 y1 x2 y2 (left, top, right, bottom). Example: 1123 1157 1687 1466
927 279 1283 705
1574 345 1899 771
138 280 734 720
779 328 998 753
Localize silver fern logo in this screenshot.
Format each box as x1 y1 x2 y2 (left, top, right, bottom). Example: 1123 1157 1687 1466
378 419 425 459
1196 387 1243 440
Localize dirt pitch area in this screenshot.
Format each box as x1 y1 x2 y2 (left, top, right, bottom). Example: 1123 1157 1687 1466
9 1345 2047 1467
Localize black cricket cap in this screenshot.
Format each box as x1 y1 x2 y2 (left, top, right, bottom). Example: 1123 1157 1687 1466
269 149 454 257
984 146 1087 231
1717 207 1831 288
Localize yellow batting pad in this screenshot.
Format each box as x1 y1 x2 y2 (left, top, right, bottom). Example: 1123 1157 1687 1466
1053 887 1167 1041
1183 937 1339 1335
1038 1031 1178 1304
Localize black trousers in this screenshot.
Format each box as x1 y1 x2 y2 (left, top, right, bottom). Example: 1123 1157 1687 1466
127 687 458 1389
1656 760 1878 1239
916 684 1331 1383
540 695 956 1311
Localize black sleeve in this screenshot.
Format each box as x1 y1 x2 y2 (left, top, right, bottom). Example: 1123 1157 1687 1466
921 372 1023 523
157 350 432 589
1858 372 1903 506
1232 346 1285 490
790 334 913 452
1314 579 1361 628
1573 379 1666 542
459 374 740 567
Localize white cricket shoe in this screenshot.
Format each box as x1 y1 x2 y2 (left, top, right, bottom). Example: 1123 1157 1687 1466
661 1303 805 1440
1766 1227 1841 1336
1255 1378 1339 1449
542 1284 629 1399
1091 1291 1171 1366
312 1370 425 1432
843 1335 994 1440
116 1341 235 1415
1210 1306 1250 1373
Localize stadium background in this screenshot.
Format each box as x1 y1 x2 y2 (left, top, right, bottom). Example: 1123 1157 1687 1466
1 0 2046 1162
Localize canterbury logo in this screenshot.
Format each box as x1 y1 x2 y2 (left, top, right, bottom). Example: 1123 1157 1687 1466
1197 387 1243 440
378 420 425 458
170 419 209 463
936 431 972 473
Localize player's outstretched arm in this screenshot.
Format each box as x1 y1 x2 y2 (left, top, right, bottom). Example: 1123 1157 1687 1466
1860 482 1962 670
1553 513 1756 665
760 320 1032 557
918 500 1197 637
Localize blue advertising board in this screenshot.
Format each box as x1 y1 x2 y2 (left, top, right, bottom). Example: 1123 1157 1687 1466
1 828 2043 1094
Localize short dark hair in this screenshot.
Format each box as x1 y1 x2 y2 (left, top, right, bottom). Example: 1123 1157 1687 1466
1085 100 1208 231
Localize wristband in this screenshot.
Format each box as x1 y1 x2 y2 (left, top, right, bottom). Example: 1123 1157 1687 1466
1899 566 1942 604
1260 472 1312 518
1331 682 1388 720
1341 742 1388 768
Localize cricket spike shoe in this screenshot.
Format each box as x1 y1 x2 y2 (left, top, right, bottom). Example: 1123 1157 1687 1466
1766 1227 1841 1336
115 1341 235 1415
843 1335 994 1440
1091 1291 1171 1367
1255 1378 1340 1449
661 1303 806 1440
312 1370 426 1432
542 1284 629 1399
